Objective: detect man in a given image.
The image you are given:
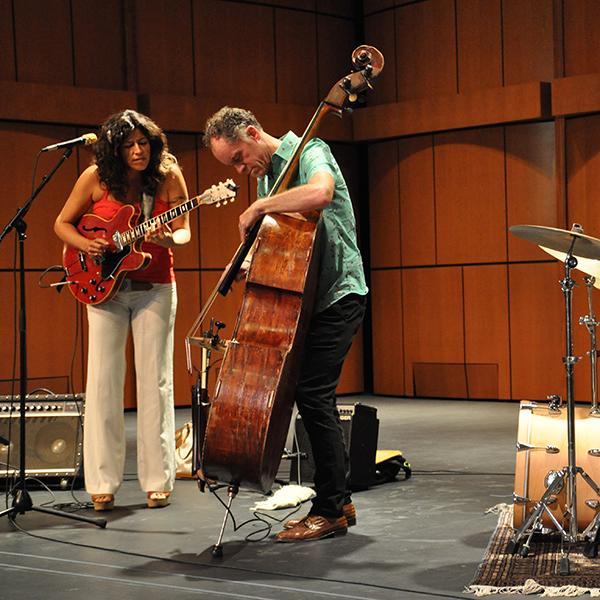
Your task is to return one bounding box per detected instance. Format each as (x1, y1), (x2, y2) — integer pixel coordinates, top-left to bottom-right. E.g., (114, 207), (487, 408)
(204, 107), (367, 542)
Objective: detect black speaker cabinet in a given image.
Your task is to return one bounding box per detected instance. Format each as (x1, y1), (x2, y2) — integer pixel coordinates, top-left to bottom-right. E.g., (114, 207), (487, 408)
(0, 394), (84, 486)
(290, 403), (379, 490)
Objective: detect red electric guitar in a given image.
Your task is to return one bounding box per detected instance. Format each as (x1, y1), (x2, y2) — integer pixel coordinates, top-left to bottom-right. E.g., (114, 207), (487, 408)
(62, 179), (237, 305)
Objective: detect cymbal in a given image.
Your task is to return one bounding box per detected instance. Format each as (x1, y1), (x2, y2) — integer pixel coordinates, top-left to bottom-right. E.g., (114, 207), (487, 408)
(510, 225), (600, 260)
(538, 245), (600, 289)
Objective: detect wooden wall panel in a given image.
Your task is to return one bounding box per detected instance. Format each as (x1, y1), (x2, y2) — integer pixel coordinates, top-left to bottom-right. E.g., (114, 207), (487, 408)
(316, 15), (357, 99)
(402, 267), (464, 395)
(72, 0), (126, 90)
(506, 121), (557, 261)
(463, 264), (510, 399)
(564, 0), (600, 77)
(134, 0), (194, 95)
(198, 147), (250, 269)
(369, 141), (401, 268)
(168, 133), (201, 270)
(363, 9), (397, 105)
(509, 262), (564, 400)
(435, 127), (506, 264)
(275, 9), (318, 105)
(456, 0), (502, 92)
(566, 115), (600, 234)
(0, 272), (85, 390)
(194, 0), (276, 101)
(395, 0), (457, 101)
(399, 135), (436, 266)
(502, 0), (554, 85)
(364, 0), (394, 14)
(0, 0), (15, 81)
(318, 0), (355, 17)
(371, 270), (404, 395)
(268, 0), (314, 8)
(0, 123), (81, 271)
(13, 0), (73, 85)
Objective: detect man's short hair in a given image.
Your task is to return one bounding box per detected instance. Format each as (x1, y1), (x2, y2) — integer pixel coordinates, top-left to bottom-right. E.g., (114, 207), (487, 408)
(203, 106), (262, 147)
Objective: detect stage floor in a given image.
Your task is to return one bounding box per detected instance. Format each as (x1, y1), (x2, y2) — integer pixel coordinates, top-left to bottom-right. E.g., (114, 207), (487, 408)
(0, 397), (580, 600)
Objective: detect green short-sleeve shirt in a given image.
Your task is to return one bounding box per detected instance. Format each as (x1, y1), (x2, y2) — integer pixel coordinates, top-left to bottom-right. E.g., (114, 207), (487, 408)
(257, 131), (368, 314)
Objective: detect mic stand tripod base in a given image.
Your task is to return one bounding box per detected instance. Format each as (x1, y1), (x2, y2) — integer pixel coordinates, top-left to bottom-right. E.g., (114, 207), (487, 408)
(0, 487), (107, 528)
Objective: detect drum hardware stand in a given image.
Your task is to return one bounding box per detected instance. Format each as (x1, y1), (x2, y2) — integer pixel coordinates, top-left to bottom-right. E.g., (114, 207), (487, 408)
(508, 238), (600, 571)
(579, 276), (600, 417)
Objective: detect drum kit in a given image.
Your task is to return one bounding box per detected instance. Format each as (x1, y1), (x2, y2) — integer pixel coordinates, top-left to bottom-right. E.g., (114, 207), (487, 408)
(509, 223), (600, 573)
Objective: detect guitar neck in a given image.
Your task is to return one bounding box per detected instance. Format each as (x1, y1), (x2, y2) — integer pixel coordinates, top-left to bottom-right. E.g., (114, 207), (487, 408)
(120, 195), (203, 245)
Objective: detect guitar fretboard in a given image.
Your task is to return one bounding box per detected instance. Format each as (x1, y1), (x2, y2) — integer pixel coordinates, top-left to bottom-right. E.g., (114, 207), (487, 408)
(121, 196), (201, 245)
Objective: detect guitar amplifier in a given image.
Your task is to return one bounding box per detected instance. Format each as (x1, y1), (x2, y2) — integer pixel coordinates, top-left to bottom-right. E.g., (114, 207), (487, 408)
(290, 403), (379, 490)
(0, 394), (84, 486)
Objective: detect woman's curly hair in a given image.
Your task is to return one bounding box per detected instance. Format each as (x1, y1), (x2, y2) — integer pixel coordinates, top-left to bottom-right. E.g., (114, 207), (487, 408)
(94, 109), (176, 202)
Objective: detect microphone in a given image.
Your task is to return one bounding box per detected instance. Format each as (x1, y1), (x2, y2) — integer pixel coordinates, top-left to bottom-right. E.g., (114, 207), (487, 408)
(41, 133), (97, 152)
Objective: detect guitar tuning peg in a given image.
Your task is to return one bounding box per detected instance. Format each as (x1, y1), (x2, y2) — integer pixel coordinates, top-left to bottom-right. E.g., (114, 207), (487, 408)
(215, 201), (221, 208)
(223, 200), (228, 206)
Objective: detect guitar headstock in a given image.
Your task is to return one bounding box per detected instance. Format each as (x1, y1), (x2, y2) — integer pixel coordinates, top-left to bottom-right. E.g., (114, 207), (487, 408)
(324, 45), (384, 112)
(201, 179), (238, 207)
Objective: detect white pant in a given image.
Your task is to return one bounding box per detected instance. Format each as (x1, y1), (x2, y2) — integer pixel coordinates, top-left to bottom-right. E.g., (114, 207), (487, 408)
(84, 282), (177, 495)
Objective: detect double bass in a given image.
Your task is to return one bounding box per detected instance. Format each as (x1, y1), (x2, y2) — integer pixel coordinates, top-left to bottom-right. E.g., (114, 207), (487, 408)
(186, 46), (384, 495)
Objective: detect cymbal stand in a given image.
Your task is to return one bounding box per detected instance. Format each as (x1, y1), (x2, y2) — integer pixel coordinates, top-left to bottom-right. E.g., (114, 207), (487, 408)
(578, 276), (600, 557)
(508, 242), (600, 572)
(579, 275), (600, 417)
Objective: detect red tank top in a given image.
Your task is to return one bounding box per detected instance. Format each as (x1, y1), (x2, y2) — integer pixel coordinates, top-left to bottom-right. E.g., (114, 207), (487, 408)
(92, 189), (175, 284)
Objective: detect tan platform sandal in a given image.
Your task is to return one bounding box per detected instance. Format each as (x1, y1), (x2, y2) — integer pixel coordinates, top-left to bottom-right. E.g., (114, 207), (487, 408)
(91, 494), (114, 511)
(147, 491), (171, 508)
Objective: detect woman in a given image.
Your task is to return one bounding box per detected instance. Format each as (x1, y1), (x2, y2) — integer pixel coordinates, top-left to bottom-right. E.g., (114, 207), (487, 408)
(54, 109), (191, 510)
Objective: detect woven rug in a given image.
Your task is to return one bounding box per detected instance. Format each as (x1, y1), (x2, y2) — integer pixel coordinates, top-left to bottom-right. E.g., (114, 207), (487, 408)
(467, 505), (600, 597)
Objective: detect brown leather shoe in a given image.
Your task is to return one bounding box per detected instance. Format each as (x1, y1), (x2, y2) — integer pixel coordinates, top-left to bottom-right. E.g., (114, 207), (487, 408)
(283, 502), (356, 529)
(275, 514), (348, 542)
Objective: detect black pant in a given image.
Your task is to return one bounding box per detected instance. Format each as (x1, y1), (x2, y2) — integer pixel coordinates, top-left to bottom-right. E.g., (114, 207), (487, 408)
(295, 293), (366, 519)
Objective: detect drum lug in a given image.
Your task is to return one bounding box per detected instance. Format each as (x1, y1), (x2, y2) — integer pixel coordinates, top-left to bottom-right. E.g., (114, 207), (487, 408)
(585, 499), (600, 510)
(513, 493), (528, 504)
(589, 448), (600, 457)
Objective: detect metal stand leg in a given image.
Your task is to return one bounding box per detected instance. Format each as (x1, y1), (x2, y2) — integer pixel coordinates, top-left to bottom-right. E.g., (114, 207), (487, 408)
(580, 276), (600, 418)
(211, 484), (238, 558)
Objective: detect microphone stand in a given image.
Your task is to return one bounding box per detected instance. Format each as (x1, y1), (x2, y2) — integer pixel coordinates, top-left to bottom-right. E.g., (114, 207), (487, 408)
(0, 147), (105, 528)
